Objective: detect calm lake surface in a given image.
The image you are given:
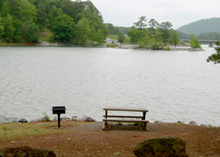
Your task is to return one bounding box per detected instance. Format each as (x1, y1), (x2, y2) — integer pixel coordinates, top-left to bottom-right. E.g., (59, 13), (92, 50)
(0, 46), (220, 126)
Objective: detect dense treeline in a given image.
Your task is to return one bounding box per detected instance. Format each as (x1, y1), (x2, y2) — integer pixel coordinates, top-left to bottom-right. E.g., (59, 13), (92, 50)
(198, 32), (220, 40)
(177, 31), (220, 40)
(0, 0), (212, 47)
(0, 0), (108, 45)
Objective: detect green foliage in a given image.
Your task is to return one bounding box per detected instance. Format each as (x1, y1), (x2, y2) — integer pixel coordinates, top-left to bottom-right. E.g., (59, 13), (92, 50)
(17, 0), (37, 22)
(118, 32), (125, 43)
(148, 38), (164, 50)
(123, 36), (131, 44)
(177, 31), (190, 40)
(198, 32), (220, 40)
(22, 22), (40, 43)
(3, 13), (15, 42)
(106, 23), (120, 35)
(48, 5), (63, 27)
(0, 0), (107, 44)
(139, 35), (150, 48)
(75, 17), (90, 45)
(169, 30), (180, 47)
(106, 43), (117, 47)
(43, 112), (51, 122)
(0, 16), (4, 39)
(207, 41), (220, 64)
(134, 16), (147, 29)
(52, 14), (76, 43)
(92, 28), (105, 44)
(127, 26), (148, 43)
(1, 2), (10, 17)
(114, 151), (121, 156)
(189, 34), (201, 49)
(164, 46), (171, 50)
(117, 26), (131, 35)
(128, 17), (177, 48)
(107, 34), (118, 40)
(159, 21), (173, 45)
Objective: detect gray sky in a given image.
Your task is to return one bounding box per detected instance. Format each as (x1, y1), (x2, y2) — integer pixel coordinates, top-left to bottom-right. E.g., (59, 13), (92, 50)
(90, 0), (220, 29)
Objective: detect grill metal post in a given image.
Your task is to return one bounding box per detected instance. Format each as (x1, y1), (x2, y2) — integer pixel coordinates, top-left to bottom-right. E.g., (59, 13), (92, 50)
(58, 113), (61, 128)
(52, 106), (66, 128)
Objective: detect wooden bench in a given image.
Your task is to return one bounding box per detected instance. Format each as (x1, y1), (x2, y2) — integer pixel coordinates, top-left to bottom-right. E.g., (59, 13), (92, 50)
(102, 107), (149, 130)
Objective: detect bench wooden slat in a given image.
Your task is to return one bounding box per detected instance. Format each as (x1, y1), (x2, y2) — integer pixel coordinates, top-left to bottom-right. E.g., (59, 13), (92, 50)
(103, 107), (148, 112)
(103, 119), (149, 123)
(103, 115), (143, 118)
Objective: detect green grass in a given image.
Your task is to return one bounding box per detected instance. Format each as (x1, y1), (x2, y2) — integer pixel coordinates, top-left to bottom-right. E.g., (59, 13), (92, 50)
(107, 34), (118, 40)
(43, 112), (51, 121)
(0, 122), (61, 141)
(39, 28), (54, 43)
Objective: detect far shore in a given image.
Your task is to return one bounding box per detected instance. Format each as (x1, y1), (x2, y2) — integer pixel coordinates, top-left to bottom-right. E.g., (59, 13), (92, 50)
(0, 41), (204, 51)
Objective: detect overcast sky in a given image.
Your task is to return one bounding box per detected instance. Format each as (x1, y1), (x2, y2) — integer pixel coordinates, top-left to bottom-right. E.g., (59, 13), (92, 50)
(89, 0), (220, 29)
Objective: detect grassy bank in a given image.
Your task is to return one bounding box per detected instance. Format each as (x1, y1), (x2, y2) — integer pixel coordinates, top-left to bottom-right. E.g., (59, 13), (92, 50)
(0, 122), (62, 141)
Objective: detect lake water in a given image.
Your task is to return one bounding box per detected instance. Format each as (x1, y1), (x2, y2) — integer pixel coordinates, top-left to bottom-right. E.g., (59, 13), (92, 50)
(0, 46), (220, 126)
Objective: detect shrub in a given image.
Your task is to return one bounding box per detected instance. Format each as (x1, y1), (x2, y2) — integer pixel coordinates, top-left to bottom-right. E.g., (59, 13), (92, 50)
(106, 43), (117, 47)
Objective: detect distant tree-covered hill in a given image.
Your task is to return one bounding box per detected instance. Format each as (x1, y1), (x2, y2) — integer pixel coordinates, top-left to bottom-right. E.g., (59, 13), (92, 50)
(176, 17), (220, 36)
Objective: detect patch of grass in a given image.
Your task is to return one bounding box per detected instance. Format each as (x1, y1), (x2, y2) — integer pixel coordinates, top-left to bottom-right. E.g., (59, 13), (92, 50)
(114, 151), (121, 156)
(0, 42), (24, 46)
(163, 46), (171, 50)
(39, 28), (54, 42)
(0, 122), (61, 141)
(43, 112), (51, 121)
(107, 34), (118, 40)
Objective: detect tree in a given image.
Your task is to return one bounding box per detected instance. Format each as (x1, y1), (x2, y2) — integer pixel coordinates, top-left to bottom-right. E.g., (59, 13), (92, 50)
(79, 1), (108, 39)
(0, 16), (4, 39)
(134, 16), (147, 29)
(60, 0), (75, 19)
(48, 5), (63, 27)
(75, 17), (90, 45)
(92, 28), (105, 44)
(148, 18), (159, 38)
(17, 0), (37, 22)
(169, 30), (180, 47)
(207, 41), (220, 64)
(106, 23), (120, 35)
(36, 1), (48, 30)
(25, 22), (40, 43)
(1, 2), (10, 17)
(127, 26), (148, 43)
(118, 32), (125, 43)
(189, 34), (201, 49)
(52, 14), (76, 43)
(159, 21), (173, 45)
(3, 13), (15, 42)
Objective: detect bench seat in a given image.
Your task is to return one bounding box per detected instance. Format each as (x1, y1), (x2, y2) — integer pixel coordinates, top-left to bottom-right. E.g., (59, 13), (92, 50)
(103, 119), (149, 123)
(103, 115), (144, 119)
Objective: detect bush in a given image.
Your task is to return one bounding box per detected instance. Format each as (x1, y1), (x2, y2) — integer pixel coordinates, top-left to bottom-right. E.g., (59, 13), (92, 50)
(106, 43), (117, 47)
(163, 46), (171, 50)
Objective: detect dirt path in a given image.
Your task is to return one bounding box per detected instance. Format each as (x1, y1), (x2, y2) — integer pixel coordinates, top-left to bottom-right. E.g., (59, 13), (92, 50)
(1, 121), (220, 157)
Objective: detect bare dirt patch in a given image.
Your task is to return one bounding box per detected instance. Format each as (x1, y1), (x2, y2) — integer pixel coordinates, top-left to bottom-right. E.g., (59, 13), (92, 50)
(1, 121), (220, 157)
